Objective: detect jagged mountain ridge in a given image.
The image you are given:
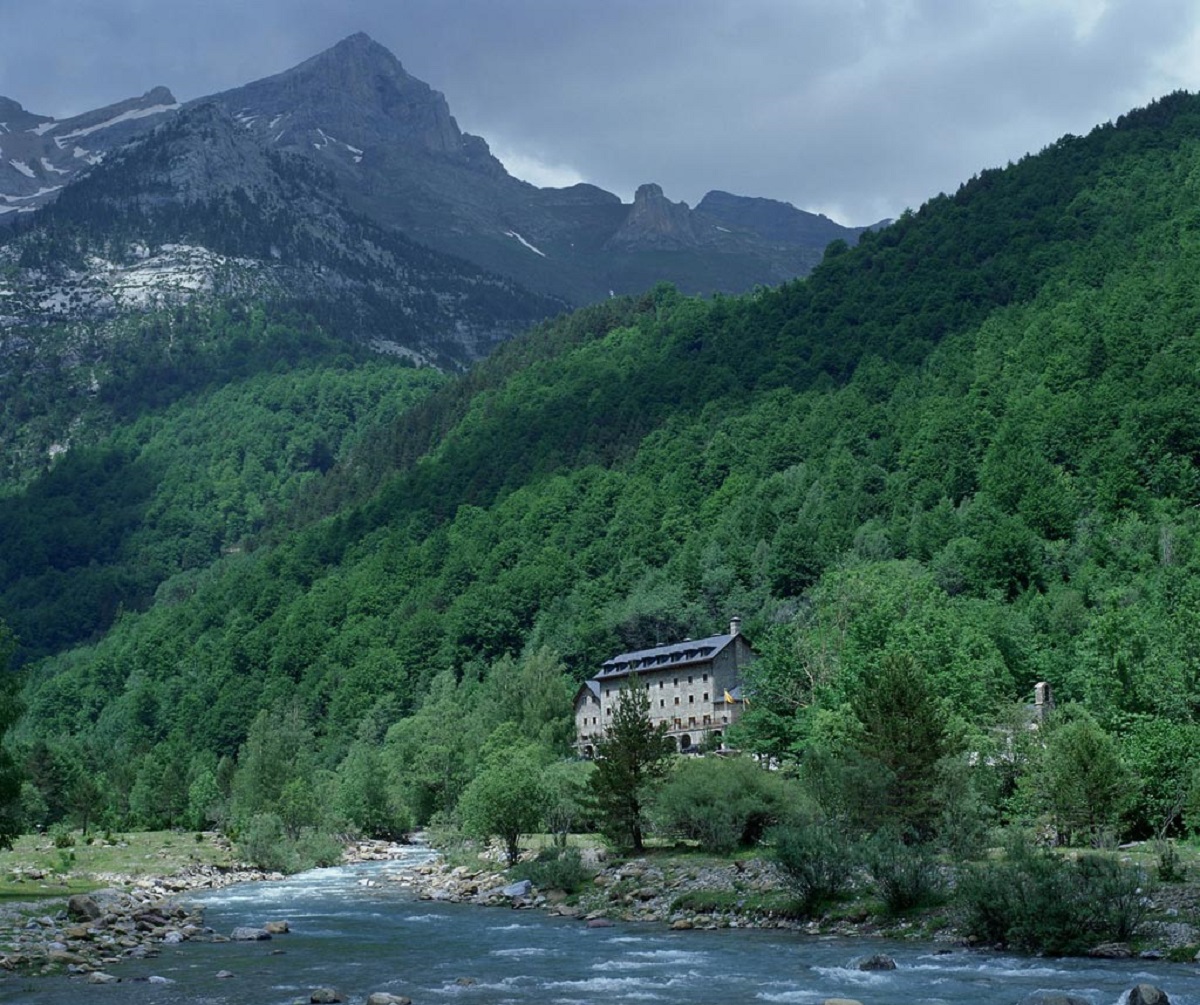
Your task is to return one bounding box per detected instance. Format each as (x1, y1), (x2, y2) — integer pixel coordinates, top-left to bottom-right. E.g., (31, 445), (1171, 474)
(0, 100), (566, 366)
(0, 86), (179, 218)
(1, 33), (877, 310)
(201, 33), (880, 303)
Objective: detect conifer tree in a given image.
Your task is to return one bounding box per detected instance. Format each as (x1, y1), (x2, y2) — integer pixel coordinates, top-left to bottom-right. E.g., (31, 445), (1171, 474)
(0, 623), (22, 847)
(589, 677), (674, 851)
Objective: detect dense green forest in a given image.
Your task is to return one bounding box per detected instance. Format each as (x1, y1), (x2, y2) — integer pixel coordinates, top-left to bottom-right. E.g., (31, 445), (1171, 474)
(6, 92), (1200, 867)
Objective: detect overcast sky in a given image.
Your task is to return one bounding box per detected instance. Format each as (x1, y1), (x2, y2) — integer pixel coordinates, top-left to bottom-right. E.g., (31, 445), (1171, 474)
(2, 0), (1198, 224)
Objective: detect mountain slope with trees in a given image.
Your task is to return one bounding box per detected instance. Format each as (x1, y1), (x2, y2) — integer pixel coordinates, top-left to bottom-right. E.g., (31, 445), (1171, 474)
(7, 92), (1200, 856)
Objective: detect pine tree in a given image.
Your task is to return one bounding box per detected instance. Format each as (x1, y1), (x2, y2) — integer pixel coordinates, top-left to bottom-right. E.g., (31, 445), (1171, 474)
(0, 623), (22, 847)
(589, 677), (674, 851)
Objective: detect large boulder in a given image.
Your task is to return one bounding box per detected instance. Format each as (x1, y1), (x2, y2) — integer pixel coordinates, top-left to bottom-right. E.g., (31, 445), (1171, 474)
(1087, 942), (1132, 958)
(264, 920), (290, 934)
(502, 879), (532, 898)
(367, 995), (412, 1005)
(66, 895), (102, 921)
(1128, 986), (1171, 1005)
(310, 989), (342, 1003)
(855, 953), (897, 971)
(230, 926), (272, 941)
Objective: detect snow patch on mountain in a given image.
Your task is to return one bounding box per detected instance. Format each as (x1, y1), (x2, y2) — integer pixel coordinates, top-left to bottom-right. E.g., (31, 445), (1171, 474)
(504, 230), (547, 257)
(55, 102), (179, 142)
(0, 242), (269, 323)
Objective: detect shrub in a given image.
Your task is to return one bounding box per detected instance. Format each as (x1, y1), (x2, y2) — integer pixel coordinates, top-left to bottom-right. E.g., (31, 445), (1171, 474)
(770, 819), (857, 916)
(956, 837), (1151, 954)
(49, 823), (75, 848)
(650, 756), (799, 853)
(1155, 839), (1186, 883)
(523, 847), (589, 894)
(236, 812), (344, 873)
(862, 830), (944, 916)
(238, 813), (293, 872)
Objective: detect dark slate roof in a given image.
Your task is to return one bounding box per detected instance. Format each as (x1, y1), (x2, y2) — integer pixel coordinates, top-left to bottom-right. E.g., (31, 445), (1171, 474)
(596, 633), (735, 681)
(573, 680), (601, 705)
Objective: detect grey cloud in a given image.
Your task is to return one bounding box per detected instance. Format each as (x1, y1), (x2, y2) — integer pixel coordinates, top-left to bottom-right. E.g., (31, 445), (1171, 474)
(1, 0), (1198, 223)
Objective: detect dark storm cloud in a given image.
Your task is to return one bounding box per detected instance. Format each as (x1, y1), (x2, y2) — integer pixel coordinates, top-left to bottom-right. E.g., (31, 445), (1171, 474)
(1, 1), (1197, 223)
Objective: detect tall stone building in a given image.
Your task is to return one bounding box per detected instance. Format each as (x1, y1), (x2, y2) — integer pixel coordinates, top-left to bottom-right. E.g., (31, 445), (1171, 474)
(573, 618), (756, 756)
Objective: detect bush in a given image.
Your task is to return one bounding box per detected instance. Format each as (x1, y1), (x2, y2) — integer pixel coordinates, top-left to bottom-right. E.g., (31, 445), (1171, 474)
(49, 823), (75, 848)
(238, 813), (292, 872)
(770, 819), (857, 916)
(862, 830), (945, 915)
(237, 812), (343, 873)
(1155, 839), (1186, 883)
(522, 847), (589, 894)
(956, 837), (1151, 954)
(650, 756), (799, 853)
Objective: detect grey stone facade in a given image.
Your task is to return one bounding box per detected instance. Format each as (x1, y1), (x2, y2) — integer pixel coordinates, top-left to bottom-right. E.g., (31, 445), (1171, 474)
(573, 619), (755, 755)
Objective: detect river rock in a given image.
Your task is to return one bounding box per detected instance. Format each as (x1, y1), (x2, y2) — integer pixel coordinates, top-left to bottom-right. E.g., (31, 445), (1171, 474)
(367, 994), (412, 1005)
(88, 972), (119, 984)
(502, 880), (532, 898)
(1087, 942), (1132, 958)
(1018, 994), (1095, 1005)
(216, 970), (235, 978)
(230, 926), (272, 941)
(856, 953), (897, 971)
(1128, 985), (1171, 1005)
(265, 920), (291, 934)
(310, 988), (343, 1003)
(67, 894), (102, 921)
(824, 999), (865, 1005)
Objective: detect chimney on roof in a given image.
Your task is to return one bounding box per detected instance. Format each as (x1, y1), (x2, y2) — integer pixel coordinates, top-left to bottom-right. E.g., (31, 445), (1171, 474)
(729, 616), (741, 637)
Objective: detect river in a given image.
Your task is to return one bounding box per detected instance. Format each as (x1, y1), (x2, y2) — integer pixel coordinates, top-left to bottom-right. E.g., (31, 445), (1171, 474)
(3, 846), (1200, 1004)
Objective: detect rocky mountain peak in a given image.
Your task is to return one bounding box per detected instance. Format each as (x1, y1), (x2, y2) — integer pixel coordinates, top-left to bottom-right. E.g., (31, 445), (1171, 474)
(207, 31), (483, 164)
(605, 182), (699, 250)
(0, 96), (51, 131)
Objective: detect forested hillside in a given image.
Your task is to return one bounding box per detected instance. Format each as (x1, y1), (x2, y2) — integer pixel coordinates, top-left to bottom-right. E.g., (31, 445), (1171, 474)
(9, 92), (1200, 851)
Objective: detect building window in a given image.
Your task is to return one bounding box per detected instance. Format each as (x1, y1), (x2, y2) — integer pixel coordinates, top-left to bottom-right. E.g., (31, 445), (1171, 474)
(658, 681), (663, 689)
(688, 675), (693, 684)
(673, 678), (678, 686)
(659, 700), (665, 708)
(703, 692), (709, 701)
(688, 695), (694, 703)
(722, 715), (729, 723)
(674, 696), (680, 705)
(703, 674), (708, 683)
(703, 715), (711, 725)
